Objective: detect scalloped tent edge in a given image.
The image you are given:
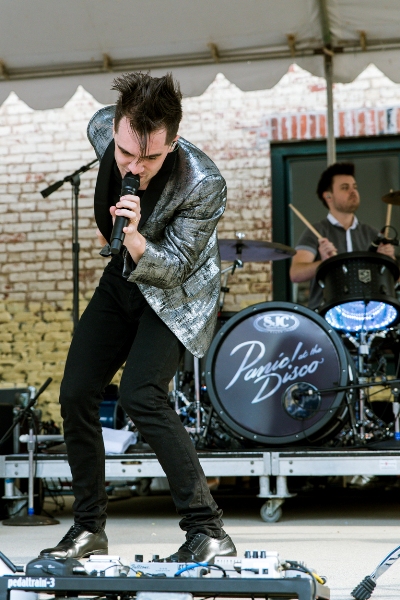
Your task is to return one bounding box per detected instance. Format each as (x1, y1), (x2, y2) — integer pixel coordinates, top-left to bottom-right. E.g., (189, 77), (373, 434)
(2, 0), (400, 161)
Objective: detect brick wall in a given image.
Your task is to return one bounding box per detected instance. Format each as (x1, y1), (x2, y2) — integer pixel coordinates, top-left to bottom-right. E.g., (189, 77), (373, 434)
(1, 63), (400, 422)
(0, 89), (104, 419)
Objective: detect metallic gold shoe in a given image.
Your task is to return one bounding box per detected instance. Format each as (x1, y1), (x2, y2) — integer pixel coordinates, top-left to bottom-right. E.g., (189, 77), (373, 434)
(162, 533), (236, 564)
(39, 523), (108, 559)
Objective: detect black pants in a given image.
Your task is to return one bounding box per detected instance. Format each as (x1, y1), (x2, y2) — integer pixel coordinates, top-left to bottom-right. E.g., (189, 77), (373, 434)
(60, 257), (224, 536)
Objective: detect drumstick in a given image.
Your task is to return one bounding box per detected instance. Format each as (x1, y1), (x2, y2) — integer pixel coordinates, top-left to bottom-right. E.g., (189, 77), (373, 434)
(386, 202), (392, 229)
(289, 203), (323, 241)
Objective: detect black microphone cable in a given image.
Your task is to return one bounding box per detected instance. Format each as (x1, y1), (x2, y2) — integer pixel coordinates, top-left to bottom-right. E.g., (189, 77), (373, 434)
(110, 173), (140, 255)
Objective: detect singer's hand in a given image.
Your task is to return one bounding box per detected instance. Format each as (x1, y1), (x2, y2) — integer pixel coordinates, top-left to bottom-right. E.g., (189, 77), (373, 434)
(377, 242), (396, 259)
(112, 193), (141, 230)
(96, 228), (108, 247)
(110, 194), (146, 263)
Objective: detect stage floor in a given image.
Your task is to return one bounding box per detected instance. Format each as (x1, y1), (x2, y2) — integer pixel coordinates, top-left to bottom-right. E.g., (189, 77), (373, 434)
(1, 486), (400, 599)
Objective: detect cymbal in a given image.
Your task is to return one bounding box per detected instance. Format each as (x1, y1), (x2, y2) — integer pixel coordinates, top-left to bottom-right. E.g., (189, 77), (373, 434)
(218, 239), (296, 262)
(382, 190), (400, 205)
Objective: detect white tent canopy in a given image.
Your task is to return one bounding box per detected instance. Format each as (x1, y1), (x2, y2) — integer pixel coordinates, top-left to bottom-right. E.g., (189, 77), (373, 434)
(1, 0), (400, 109)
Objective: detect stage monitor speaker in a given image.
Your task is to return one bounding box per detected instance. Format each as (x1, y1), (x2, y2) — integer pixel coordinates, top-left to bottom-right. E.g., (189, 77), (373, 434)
(0, 403), (15, 521)
(0, 404), (14, 456)
(0, 387), (29, 454)
(0, 388), (29, 406)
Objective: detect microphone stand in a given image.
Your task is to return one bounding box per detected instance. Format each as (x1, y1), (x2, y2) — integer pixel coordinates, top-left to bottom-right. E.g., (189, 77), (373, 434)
(1, 378), (59, 525)
(40, 159), (98, 333)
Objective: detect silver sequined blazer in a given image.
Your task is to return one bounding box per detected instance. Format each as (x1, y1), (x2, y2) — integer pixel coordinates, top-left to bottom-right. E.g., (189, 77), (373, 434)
(87, 106), (226, 358)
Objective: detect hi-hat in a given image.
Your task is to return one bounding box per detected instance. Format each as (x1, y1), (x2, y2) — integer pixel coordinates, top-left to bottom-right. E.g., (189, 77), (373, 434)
(382, 190), (400, 205)
(218, 239), (295, 262)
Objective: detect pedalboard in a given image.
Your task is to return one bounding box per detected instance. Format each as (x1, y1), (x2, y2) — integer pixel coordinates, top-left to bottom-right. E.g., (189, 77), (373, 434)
(0, 549), (330, 600)
(213, 551), (281, 578)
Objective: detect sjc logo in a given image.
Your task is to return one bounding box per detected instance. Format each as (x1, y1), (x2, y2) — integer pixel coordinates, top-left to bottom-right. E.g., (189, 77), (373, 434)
(253, 313), (300, 333)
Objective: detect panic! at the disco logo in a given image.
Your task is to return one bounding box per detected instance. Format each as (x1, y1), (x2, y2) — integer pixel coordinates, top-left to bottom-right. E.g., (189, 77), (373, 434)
(253, 312), (300, 333)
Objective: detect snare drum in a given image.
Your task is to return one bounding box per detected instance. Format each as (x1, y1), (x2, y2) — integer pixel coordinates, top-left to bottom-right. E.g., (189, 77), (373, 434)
(316, 251), (400, 332)
(205, 302), (354, 446)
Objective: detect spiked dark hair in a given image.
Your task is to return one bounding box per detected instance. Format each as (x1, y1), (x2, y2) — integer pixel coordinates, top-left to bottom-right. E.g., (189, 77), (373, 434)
(316, 162), (355, 208)
(112, 72), (183, 157)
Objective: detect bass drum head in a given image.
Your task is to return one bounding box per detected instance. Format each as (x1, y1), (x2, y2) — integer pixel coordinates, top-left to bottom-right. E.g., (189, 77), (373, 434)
(205, 302), (352, 446)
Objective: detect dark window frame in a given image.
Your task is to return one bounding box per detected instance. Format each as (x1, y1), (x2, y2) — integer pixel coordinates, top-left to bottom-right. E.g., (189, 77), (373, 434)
(271, 136), (400, 301)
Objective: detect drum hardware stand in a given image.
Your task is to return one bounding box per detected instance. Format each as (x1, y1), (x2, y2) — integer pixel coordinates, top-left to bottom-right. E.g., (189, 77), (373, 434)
(311, 378), (400, 446)
(0, 378), (59, 526)
(355, 331), (398, 444)
(233, 230), (246, 253)
(171, 372), (190, 413)
(344, 328), (392, 444)
(345, 330), (382, 442)
(219, 259), (243, 310)
(379, 381), (400, 447)
(171, 360), (204, 439)
(392, 387), (400, 441)
(343, 388), (359, 442)
(358, 383), (367, 440)
(199, 405), (214, 445)
(219, 231), (246, 310)
(189, 250), (243, 442)
(178, 252), (244, 440)
(171, 372), (179, 411)
(193, 356), (202, 434)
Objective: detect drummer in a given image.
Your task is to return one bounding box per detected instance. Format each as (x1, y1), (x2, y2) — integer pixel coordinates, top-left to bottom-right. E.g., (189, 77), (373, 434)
(290, 162), (396, 309)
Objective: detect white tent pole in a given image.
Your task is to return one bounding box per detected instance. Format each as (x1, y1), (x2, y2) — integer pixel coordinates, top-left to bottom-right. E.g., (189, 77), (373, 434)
(318, 0), (336, 165)
(324, 52), (336, 165)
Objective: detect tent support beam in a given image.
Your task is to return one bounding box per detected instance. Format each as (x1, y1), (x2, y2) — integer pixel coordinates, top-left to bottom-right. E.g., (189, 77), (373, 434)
(324, 53), (336, 165)
(2, 38), (400, 83)
(317, 0), (336, 165)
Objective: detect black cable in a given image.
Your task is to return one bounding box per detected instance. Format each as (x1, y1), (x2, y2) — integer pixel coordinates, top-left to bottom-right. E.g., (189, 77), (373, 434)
(6, 500), (28, 518)
(0, 551), (20, 573)
(284, 560), (317, 600)
(42, 479), (66, 512)
(207, 563), (227, 577)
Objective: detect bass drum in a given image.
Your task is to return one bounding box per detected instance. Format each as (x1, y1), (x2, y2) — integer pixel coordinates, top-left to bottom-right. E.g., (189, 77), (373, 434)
(205, 302), (354, 446)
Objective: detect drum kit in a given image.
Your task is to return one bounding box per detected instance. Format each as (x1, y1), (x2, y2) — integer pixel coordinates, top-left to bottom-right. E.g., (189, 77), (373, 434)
(170, 192), (400, 451)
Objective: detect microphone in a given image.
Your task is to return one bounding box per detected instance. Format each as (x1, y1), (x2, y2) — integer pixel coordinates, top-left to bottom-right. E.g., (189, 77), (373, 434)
(368, 226), (399, 252)
(110, 173), (140, 255)
(368, 230), (385, 253)
(282, 383), (321, 420)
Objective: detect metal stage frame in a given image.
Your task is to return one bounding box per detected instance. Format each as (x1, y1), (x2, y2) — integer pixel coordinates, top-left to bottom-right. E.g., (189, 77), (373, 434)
(2, 448), (400, 522)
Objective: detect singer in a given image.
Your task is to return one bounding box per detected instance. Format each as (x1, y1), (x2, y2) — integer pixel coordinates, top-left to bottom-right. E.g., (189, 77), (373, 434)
(290, 162), (396, 309)
(40, 73), (236, 563)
